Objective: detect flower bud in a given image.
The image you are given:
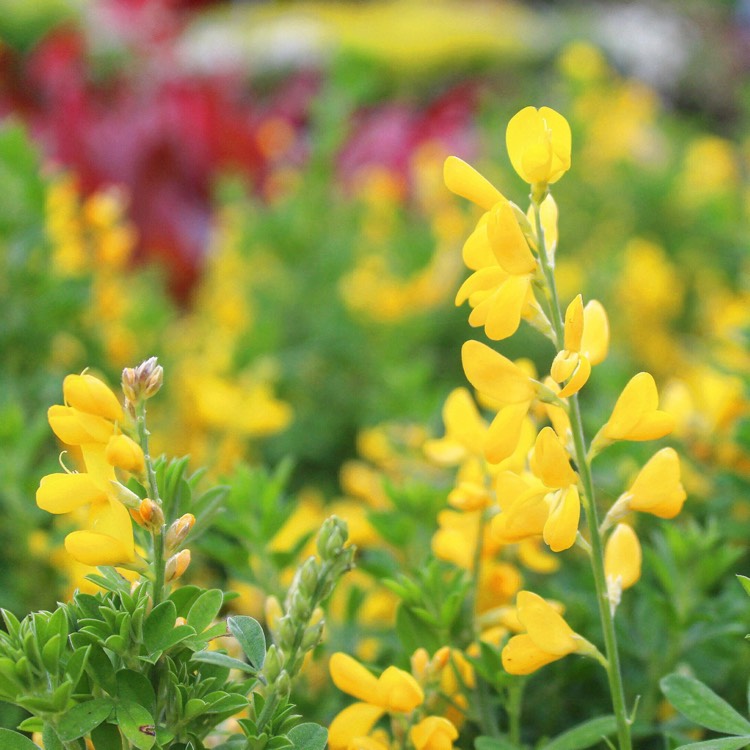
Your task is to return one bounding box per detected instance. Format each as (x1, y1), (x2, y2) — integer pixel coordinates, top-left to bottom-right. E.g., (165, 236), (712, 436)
(122, 357), (164, 403)
(263, 645), (283, 683)
(275, 670), (291, 700)
(317, 516), (348, 560)
(301, 620), (324, 651)
(139, 499), (165, 531)
(165, 549), (191, 583)
(166, 514), (195, 551)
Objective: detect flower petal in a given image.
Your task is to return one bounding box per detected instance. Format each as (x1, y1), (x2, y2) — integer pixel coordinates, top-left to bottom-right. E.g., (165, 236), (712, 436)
(36, 473), (107, 514)
(444, 156), (503, 211)
(543, 485), (580, 552)
(462, 341), (537, 406)
(328, 703), (385, 750)
(516, 590), (578, 656)
(329, 652), (381, 704)
(502, 633), (562, 675)
(64, 529), (134, 566)
(376, 666), (424, 712)
(605, 524), (642, 590)
(64, 373), (123, 421)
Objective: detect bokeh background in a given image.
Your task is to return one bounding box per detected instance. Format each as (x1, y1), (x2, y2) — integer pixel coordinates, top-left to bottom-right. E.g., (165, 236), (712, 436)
(2, 3), (750, 738)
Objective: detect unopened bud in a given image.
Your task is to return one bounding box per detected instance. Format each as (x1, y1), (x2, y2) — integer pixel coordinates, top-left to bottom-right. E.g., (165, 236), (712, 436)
(275, 670), (291, 700)
(301, 620), (324, 651)
(175, 616), (187, 627)
(166, 513), (195, 551)
(110, 481), (142, 509)
(317, 516), (348, 560)
(277, 615), (296, 651)
(165, 549), (191, 583)
(299, 556), (319, 595)
(263, 645), (283, 683)
(289, 589), (311, 623)
(139, 499), (165, 531)
(122, 357), (164, 403)
(431, 646), (451, 672)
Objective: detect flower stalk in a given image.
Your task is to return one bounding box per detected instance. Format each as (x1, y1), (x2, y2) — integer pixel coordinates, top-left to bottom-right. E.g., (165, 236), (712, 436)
(533, 196), (632, 750)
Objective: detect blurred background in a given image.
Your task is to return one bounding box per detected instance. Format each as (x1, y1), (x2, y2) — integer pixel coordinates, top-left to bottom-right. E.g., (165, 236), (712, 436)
(1, 0), (750, 620)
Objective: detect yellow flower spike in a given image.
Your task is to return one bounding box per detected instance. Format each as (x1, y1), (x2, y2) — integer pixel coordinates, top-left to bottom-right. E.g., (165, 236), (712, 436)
(48, 405), (115, 445)
(484, 402), (531, 464)
(410, 716), (459, 750)
(530, 427), (577, 489)
(462, 340), (537, 406)
(506, 106), (572, 186)
(63, 373), (124, 422)
(443, 156), (503, 211)
(543, 485), (581, 552)
(581, 300), (610, 365)
(625, 447), (687, 518)
(600, 372), (675, 443)
(105, 434), (146, 474)
(605, 524), (642, 591)
(36, 473), (108, 514)
(328, 703), (385, 750)
(376, 666), (424, 711)
(486, 199), (536, 275)
(330, 653), (381, 704)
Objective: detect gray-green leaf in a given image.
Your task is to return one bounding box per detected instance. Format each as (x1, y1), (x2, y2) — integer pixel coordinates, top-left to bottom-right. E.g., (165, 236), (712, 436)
(227, 616), (266, 669)
(287, 722), (327, 750)
(661, 674), (750, 736)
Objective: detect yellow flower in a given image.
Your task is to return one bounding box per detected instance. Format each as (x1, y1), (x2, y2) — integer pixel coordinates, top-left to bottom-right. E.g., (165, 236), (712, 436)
(598, 372), (674, 444)
(328, 653), (424, 750)
(622, 447), (686, 519)
(63, 373), (124, 422)
(605, 524), (641, 591)
(105, 434), (145, 474)
(550, 296), (609, 398)
(462, 341), (537, 407)
(506, 107), (572, 186)
(410, 716), (459, 750)
(529, 427), (577, 489)
(501, 591), (590, 675)
(423, 388), (487, 466)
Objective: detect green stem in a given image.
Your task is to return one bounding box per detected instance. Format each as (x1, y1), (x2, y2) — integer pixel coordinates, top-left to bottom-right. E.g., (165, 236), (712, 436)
(135, 401), (166, 608)
(507, 679), (525, 747)
(533, 198), (632, 750)
(470, 510), (500, 737)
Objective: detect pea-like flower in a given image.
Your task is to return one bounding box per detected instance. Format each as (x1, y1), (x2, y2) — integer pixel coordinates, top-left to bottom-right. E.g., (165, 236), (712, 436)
(604, 524), (642, 614)
(550, 296), (610, 398)
(328, 652), (424, 750)
(501, 591), (598, 675)
(506, 106), (572, 187)
(594, 372), (674, 449)
(36, 372), (139, 566)
(410, 716), (459, 750)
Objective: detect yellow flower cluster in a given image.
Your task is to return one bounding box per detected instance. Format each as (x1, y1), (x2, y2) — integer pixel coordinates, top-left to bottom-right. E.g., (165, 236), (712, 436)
(36, 372), (143, 566)
(439, 106), (686, 682)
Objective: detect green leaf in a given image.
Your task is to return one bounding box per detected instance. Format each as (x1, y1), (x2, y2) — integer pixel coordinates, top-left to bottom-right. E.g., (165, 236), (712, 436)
(116, 700), (156, 750)
(65, 646), (90, 686)
(192, 650), (258, 674)
(57, 698), (114, 741)
(543, 716), (618, 750)
(169, 586), (203, 618)
(116, 669), (156, 711)
(90, 722), (122, 750)
(187, 589), (224, 633)
(287, 723), (327, 750)
(16, 717), (44, 733)
(737, 575), (750, 598)
(0, 728), (42, 749)
(227, 616), (266, 669)
(143, 600), (177, 654)
(475, 737), (518, 750)
(675, 738), (750, 750)
(42, 725), (64, 750)
(661, 674), (750, 735)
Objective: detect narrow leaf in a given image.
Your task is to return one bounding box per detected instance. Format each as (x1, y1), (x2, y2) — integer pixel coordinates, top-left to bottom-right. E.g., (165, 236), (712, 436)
(661, 674), (750, 735)
(192, 650), (257, 674)
(676, 737), (750, 750)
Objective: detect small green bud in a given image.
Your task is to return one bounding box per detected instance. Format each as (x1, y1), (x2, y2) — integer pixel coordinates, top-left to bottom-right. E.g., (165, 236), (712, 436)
(301, 620), (324, 651)
(317, 516), (348, 560)
(263, 644), (283, 683)
(277, 616), (296, 651)
(275, 670), (291, 700)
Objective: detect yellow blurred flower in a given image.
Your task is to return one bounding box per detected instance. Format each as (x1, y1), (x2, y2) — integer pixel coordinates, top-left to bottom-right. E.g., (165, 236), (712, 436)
(410, 716), (459, 750)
